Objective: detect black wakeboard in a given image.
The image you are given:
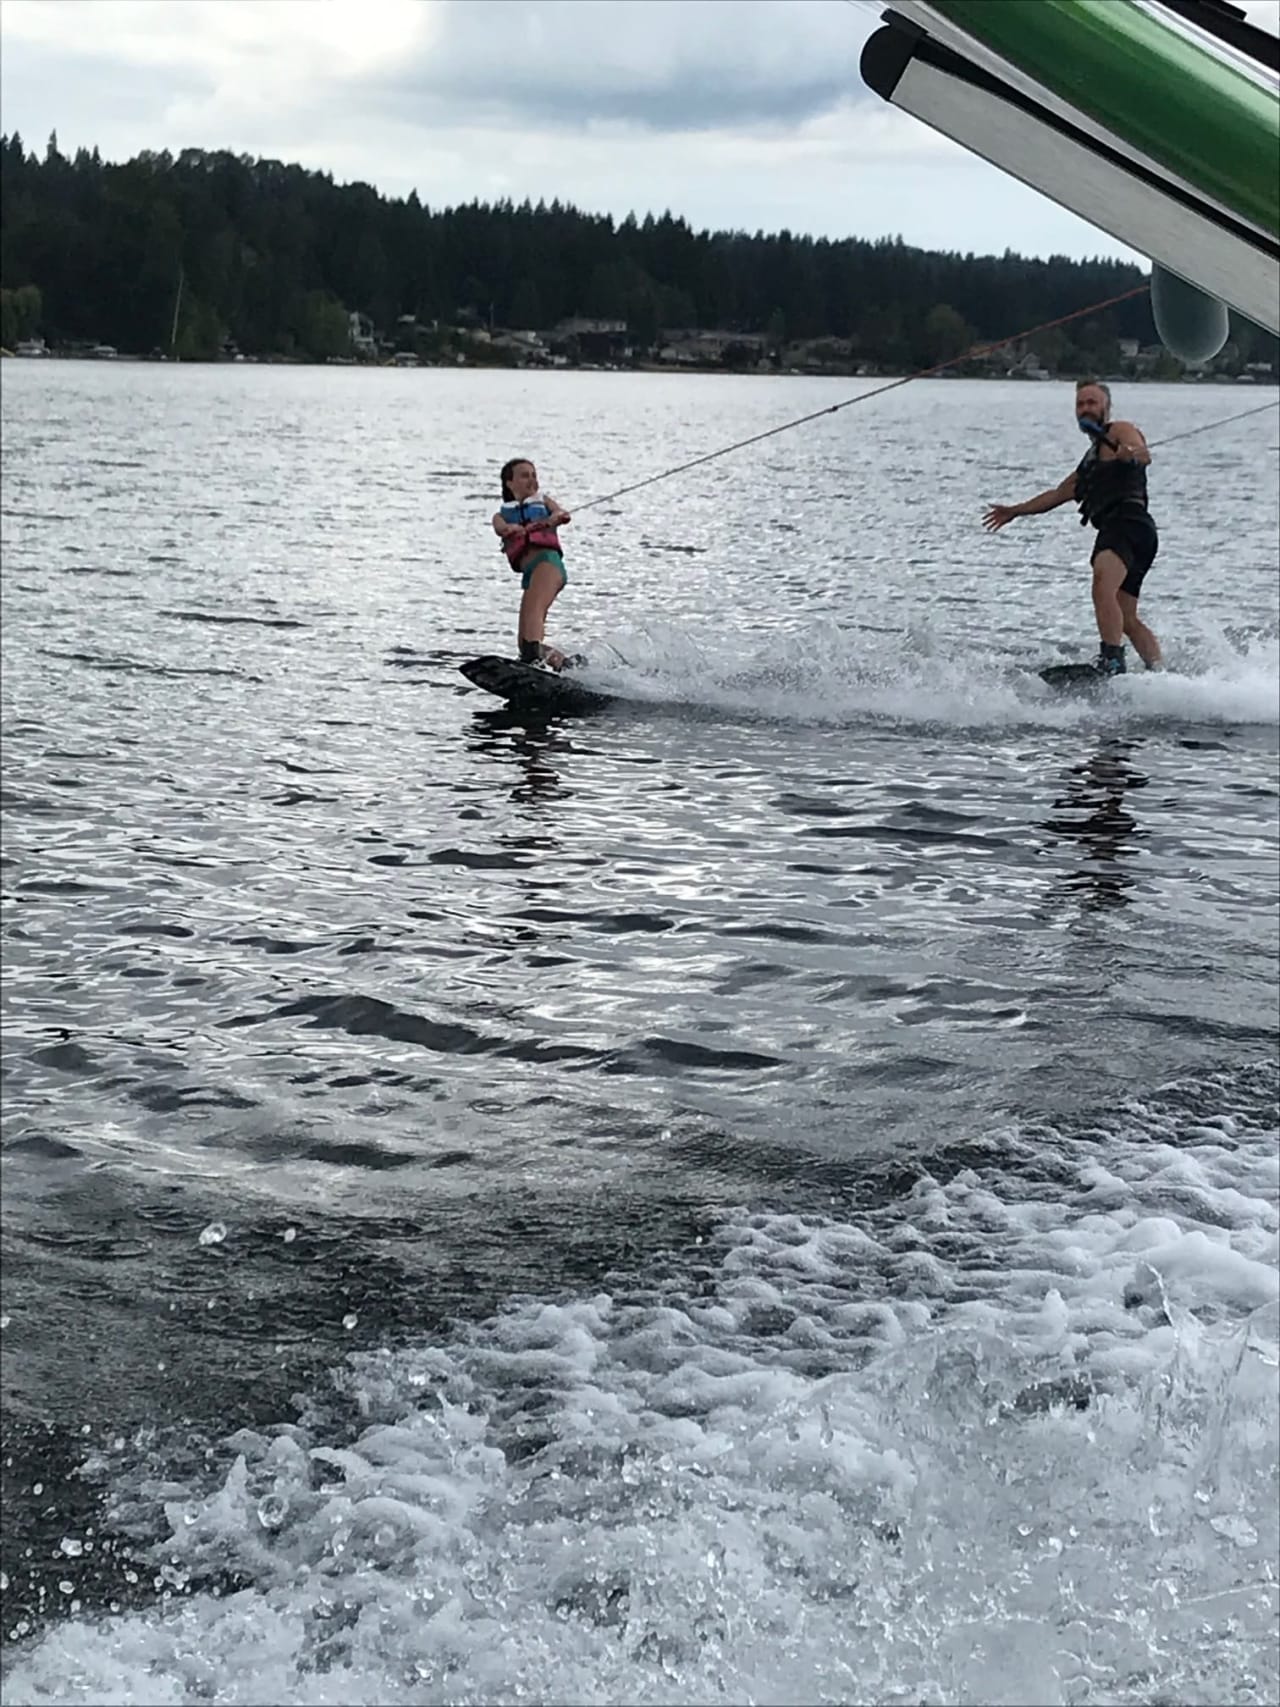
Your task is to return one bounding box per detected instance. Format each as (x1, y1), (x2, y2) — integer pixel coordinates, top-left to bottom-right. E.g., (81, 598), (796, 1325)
(1039, 662), (1114, 693)
(459, 654), (613, 714)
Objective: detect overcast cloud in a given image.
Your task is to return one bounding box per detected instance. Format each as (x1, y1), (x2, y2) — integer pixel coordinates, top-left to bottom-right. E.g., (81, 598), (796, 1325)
(1, 0), (1276, 261)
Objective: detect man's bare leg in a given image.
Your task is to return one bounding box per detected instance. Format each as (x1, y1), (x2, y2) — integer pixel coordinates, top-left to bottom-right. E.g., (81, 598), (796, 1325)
(1118, 590), (1162, 670)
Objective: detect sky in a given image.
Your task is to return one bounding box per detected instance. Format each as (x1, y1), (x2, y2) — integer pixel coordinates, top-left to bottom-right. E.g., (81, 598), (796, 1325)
(1, 0), (1277, 262)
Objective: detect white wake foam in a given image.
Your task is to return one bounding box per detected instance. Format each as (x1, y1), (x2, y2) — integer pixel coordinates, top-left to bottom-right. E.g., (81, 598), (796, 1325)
(577, 621), (1280, 732)
(5, 1074), (1277, 1707)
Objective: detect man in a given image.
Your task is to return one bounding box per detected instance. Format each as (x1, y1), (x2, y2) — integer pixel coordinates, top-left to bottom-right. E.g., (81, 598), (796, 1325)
(983, 380), (1162, 675)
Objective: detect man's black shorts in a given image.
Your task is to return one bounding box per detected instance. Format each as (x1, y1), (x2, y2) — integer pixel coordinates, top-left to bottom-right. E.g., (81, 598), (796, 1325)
(1091, 513), (1159, 597)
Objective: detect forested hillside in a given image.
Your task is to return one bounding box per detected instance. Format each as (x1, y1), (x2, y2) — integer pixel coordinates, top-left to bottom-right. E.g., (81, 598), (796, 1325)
(2, 131), (1275, 375)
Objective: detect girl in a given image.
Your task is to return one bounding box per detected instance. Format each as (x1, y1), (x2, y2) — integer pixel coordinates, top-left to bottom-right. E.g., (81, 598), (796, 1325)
(493, 457), (572, 671)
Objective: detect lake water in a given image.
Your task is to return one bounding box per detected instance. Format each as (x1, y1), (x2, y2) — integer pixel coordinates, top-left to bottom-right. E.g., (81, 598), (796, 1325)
(2, 360), (1278, 1706)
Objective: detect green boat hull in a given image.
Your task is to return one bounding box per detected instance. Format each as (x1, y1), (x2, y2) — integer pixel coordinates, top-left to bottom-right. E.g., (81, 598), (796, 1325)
(860, 0), (1280, 340)
(929, 0), (1278, 240)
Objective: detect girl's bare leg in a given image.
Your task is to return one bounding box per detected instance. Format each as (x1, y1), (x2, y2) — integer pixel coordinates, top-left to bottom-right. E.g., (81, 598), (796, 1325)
(518, 561), (566, 667)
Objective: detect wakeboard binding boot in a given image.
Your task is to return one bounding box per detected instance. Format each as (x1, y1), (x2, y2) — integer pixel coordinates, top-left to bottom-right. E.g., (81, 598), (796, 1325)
(519, 639), (565, 673)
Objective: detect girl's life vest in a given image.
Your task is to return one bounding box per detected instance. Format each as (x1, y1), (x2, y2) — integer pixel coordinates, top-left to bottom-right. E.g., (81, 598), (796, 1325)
(499, 496), (563, 572)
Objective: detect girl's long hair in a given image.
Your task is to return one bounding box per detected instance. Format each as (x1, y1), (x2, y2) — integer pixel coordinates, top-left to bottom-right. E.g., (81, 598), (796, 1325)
(500, 458), (532, 502)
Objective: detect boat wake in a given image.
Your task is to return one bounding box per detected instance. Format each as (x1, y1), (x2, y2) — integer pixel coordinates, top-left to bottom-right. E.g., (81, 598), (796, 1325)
(572, 619), (1280, 733)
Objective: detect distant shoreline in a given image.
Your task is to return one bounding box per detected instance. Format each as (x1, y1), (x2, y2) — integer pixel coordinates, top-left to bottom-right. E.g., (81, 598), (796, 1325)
(3, 350), (1273, 387)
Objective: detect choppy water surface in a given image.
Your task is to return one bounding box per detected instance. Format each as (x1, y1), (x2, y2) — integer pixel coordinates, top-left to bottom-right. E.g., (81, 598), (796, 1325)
(2, 362), (1278, 1706)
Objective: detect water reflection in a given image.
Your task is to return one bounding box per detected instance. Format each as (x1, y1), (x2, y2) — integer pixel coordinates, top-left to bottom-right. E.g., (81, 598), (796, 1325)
(1041, 738), (1149, 912)
(464, 709), (573, 807)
